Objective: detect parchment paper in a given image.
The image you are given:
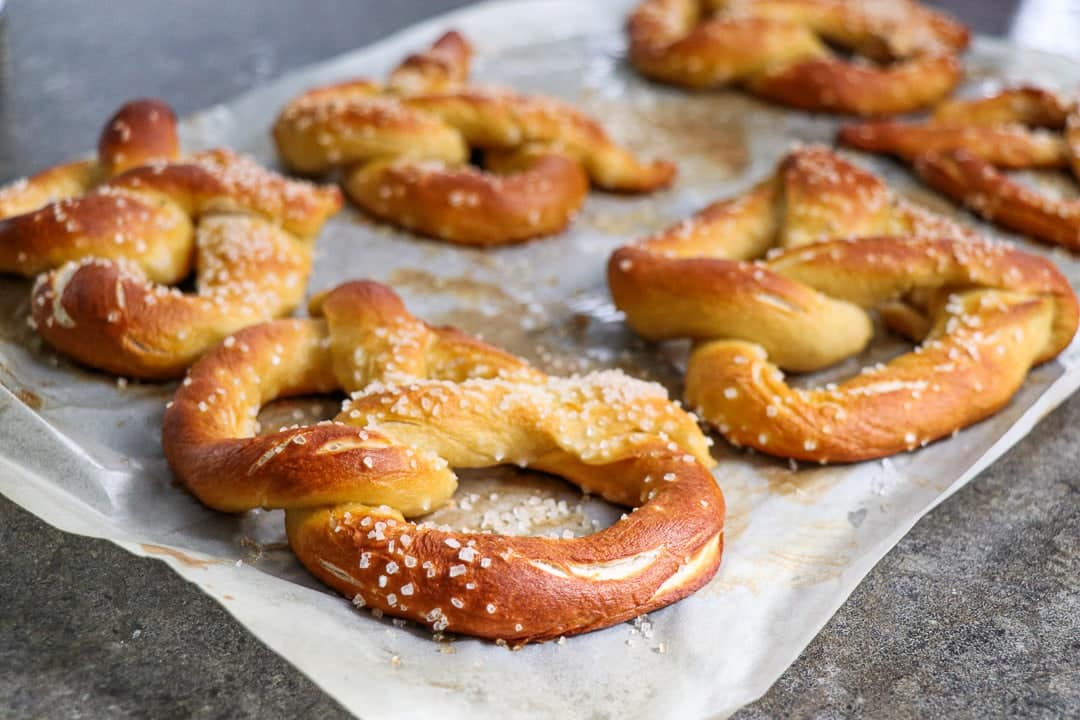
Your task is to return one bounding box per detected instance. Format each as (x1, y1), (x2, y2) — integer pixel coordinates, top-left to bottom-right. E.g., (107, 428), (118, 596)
(2, 2), (1079, 718)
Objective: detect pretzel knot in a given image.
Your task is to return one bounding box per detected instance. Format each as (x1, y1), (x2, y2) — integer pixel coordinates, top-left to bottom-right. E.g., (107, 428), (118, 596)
(609, 147), (1079, 462)
(627, 0), (969, 115)
(163, 281), (724, 643)
(0, 100), (342, 379)
(273, 31), (676, 246)
(840, 86), (1080, 249)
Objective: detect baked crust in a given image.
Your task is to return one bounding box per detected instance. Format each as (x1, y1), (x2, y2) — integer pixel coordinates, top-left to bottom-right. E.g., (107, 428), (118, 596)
(609, 147), (1078, 462)
(840, 87), (1080, 249)
(626, 0), (969, 115)
(0, 101), (342, 378)
(273, 31), (675, 245)
(163, 280), (724, 643)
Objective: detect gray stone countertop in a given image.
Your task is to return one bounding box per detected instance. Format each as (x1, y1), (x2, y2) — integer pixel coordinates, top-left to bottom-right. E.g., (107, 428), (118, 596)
(1, 1), (1077, 718)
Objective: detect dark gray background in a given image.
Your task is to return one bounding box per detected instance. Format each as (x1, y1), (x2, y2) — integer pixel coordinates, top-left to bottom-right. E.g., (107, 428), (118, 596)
(2, 2), (1078, 718)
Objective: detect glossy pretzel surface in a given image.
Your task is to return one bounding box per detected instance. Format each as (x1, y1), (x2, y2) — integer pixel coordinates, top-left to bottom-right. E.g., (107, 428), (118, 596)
(274, 32), (675, 245)
(164, 281), (725, 642)
(0, 101), (342, 378)
(840, 86), (1080, 249)
(609, 147), (1078, 462)
(627, 0), (969, 115)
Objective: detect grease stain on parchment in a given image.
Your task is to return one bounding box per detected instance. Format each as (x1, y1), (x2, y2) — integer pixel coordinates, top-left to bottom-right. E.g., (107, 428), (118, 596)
(388, 268), (520, 309)
(141, 544), (225, 569)
(15, 388), (42, 410)
(576, 88), (753, 185)
(384, 269), (676, 384)
(711, 460), (846, 548)
(705, 520), (856, 596)
(899, 185), (968, 219)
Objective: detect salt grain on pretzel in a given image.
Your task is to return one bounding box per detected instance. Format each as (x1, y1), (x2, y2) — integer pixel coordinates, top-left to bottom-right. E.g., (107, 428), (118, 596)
(627, 0), (969, 115)
(273, 31), (675, 246)
(840, 86), (1080, 249)
(163, 280), (723, 643)
(0, 101), (342, 378)
(609, 147), (1079, 462)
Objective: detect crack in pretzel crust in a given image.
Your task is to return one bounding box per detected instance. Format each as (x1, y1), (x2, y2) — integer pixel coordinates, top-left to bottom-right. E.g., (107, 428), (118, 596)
(163, 280), (724, 643)
(608, 147), (1079, 462)
(0, 100), (342, 379)
(840, 86), (1080, 250)
(273, 31), (675, 246)
(626, 0), (970, 115)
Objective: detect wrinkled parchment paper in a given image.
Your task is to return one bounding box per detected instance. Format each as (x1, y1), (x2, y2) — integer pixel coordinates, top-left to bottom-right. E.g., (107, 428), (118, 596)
(3, 2), (1080, 718)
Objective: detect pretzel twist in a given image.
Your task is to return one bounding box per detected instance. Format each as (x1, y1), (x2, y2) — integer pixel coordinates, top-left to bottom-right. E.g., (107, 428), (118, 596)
(627, 0), (969, 116)
(273, 31), (675, 246)
(0, 101), (342, 378)
(163, 281), (724, 643)
(840, 86), (1080, 249)
(609, 147), (1078, 462)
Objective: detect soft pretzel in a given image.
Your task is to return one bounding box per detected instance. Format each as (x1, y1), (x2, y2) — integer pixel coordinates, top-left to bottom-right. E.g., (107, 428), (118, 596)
(273, 31), (675, 246)
(627, 0), (969, 115)
(840, 86), (1080, 249)
(0, 101), (343, 379)
(163, 280), (723, 643)
(609, 147), (1079, 462)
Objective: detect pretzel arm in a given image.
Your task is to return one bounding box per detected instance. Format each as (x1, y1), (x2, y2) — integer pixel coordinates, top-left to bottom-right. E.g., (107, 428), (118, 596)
(343, 150), (589, 246)
(748, 53), (963, 117)
(839, 121), (1070, 168)
(387, 30), (472, 94)
(914, 150), (1080, 251)
(30, 215), (312, 378)
(933, 87), (1072, 128)
(687, 290), (1053, 462)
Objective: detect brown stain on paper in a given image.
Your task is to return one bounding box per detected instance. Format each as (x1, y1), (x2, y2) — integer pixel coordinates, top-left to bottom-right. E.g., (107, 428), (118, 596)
(761, 464), (846, 504)
(388, 268), (519, 307)
(141, 544), (224, 569)
(576, 89), (752, 184)
(15, 388), (42, 410)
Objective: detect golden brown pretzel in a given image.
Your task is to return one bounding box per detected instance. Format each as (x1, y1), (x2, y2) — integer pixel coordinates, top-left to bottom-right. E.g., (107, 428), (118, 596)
(839, 86), (1080, 249)
(0, 101), (343, 379)
(273, 31), (675, 246)
(609, 147), (1079, 462)
(163, 281), (724, 643)
(627, 0), (969, 115)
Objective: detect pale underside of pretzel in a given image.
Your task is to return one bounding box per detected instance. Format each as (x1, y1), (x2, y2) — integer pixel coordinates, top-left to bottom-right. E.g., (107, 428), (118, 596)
(163, 281), (723, 642)
(626, 0), (970, 115)
(839, 87), (1080, 249)
(273, 31), (675, 245)
(0, 101), (343, 378)
(609, 147), (1079, 462)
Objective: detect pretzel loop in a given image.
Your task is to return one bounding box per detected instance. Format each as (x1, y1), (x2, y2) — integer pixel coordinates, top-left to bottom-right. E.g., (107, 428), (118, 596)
(609, 148), (1079, 462)
(273, 31), (675, 245)
(164, 281), (724, 642)
(627, 0), (969, 115)
(0, 102), (343, 378)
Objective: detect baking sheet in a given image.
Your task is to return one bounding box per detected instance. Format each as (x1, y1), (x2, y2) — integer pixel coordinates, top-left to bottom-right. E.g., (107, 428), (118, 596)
(3, 1), (1080, 718)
